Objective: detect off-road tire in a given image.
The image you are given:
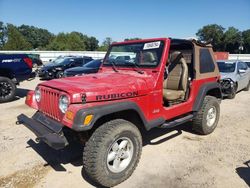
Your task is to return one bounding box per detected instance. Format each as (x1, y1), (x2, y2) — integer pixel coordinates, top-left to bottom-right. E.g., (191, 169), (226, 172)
(228, 84), (237, 99)
(56, 71), (64, 78)
(192, 96), (220, 135)
(0, 77), (16, 103)
(83, 119), (142, 187)
(244, 81), (250, 91)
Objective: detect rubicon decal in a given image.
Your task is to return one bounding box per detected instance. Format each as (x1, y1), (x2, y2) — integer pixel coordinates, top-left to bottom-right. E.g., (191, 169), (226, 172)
(96, 91), (139, 101)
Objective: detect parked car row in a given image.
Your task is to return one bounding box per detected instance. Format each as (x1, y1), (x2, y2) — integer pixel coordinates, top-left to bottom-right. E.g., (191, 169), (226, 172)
(37, 56), (102, 79)
(0, 53), (103, 103)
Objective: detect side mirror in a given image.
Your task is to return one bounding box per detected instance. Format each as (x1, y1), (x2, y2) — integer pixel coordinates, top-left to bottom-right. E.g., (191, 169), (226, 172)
(239, 69), (246, 74)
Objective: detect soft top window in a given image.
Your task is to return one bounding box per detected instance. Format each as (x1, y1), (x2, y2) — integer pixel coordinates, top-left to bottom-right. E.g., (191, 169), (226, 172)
(200, 48), (215, 73)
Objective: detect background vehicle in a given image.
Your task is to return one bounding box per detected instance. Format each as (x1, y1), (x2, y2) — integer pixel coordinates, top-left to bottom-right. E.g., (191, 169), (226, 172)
(38, 56), (93, 79)
(18, 38), (222, 187)
(0, 54), (35, 103)
(217, 60), (250, 99)
(64, 59), (102, 77)
(27, 54), (43, 68)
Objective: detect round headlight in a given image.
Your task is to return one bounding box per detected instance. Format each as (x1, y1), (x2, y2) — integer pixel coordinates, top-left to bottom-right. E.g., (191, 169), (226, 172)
(59, 95), (69, 113)
(35, 87), (41, 102)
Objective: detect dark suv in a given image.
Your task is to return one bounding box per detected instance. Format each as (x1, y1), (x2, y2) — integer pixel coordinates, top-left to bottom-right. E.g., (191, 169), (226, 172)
(38, 56), (93, 79)
(0, 54), (35, 103)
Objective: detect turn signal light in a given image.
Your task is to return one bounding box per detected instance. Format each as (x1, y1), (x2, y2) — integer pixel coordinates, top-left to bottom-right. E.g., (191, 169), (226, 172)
(66, 111), (74, 121)
(83, 114), (93, 126)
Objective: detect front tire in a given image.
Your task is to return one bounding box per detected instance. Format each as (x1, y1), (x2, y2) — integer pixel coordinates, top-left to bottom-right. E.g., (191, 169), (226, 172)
(228, 84), (237, 99)
(192, 96), (220, 135)
(83, 119), (142, 187)
(0, 77), (16, 103)
(56, 71), (64, 78)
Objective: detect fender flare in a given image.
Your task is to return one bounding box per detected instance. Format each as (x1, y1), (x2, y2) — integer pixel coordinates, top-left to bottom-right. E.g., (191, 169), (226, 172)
(72, 101), (165, 131)
(193, 82), (222, 112)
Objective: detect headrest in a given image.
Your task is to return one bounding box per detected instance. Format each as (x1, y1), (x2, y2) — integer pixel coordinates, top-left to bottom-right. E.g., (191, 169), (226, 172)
(169, 51), (183, 63)
(143, 52), (156, 63)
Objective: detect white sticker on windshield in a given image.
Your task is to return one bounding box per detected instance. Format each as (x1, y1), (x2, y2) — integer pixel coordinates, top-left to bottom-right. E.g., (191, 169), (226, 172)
(143, 41), (161, 50)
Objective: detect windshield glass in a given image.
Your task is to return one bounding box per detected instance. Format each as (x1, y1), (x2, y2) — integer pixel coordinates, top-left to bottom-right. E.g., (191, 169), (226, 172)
(217, 62), (236, 73)
(103, 41), (164, 68)
(84, 59), (102, 68)
(52, 58), (71, 65)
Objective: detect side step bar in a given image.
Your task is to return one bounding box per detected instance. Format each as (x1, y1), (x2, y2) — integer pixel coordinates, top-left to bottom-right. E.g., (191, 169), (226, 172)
(160, 114), (194, 129)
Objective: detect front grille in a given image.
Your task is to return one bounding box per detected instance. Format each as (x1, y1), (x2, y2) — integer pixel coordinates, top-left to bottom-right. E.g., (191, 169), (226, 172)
(39, 87), (61, 121)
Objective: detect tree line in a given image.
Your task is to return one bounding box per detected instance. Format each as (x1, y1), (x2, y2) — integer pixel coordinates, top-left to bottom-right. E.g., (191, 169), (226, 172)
(196, 24), (250, 53)
(0, 21), (249, 53)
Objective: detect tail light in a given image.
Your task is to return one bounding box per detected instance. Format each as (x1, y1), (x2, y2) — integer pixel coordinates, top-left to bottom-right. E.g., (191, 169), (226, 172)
(23, 58), (33, 69)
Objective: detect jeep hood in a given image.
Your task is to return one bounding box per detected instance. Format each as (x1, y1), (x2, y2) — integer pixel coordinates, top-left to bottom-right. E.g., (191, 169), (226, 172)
(40, 71), (149, 102)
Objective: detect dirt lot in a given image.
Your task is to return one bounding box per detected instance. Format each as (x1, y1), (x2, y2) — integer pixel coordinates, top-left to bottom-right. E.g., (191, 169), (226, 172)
(0, 77), (250, 188)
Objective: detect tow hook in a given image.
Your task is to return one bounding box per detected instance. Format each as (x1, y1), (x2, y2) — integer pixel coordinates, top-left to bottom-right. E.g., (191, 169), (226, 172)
(16, 120), (22, 125)
(35, 138), (41, 143)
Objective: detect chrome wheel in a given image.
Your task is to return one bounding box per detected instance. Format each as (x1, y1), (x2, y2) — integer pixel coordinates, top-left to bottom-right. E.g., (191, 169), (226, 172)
(107, 137), (134, 173)
(206, 106), (216, 127)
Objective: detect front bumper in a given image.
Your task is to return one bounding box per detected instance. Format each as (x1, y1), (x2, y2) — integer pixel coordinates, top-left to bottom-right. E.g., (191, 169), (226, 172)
(17, 112), (68, 150)
(38, 69), (54, 79)
(220, 79), (235, 96)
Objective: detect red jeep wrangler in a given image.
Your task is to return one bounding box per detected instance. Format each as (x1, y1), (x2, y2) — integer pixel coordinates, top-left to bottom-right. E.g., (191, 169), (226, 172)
(17, 38), (222, 187)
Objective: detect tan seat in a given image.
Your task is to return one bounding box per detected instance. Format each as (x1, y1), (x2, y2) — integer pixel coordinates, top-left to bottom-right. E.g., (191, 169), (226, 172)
(142, 52), (157, 65)
(163, 51), (188, 101)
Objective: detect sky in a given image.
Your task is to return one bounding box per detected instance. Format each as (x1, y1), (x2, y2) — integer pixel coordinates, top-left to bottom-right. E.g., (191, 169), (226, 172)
(0, 0), (250, 43)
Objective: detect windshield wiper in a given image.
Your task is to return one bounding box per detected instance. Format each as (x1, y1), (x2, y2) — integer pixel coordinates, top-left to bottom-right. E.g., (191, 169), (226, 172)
(125, 62), (144, 74)
(108, 60), (119, 72)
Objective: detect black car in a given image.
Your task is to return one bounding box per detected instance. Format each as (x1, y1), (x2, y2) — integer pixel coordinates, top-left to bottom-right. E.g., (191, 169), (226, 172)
(64, 59), (102, 77)
(38, 56), (93, 79)
(0, 54), (35, 103)
(27, 54), (43, 68)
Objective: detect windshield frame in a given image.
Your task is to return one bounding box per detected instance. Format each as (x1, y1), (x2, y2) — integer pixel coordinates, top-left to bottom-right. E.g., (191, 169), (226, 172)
(103, 40), (165, 69)
(217, 61), (236, 73)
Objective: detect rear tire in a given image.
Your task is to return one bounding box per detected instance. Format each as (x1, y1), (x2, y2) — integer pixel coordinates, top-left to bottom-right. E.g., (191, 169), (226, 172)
(83, 119), (142, 187)
(192, 96), (220, 135)
(0, 77), (16, 103)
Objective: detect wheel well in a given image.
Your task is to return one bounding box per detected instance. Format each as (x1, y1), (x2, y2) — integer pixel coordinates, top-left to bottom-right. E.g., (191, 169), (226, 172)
(92, 110), (146, 133)
(206, 88), (222, 99)
(0, 69), (13, 79)
(235, 82), (238, 89)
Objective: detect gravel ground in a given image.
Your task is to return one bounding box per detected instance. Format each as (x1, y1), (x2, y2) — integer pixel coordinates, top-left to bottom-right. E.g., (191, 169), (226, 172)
(0, 77), (250, 188)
